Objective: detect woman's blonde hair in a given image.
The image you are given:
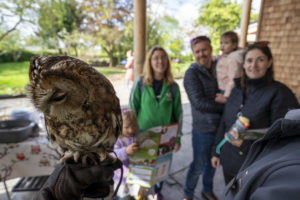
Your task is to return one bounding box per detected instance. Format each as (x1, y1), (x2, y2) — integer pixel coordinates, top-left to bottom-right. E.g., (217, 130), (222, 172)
(121, 109), (139, 137)
(143, 45), (174, 86)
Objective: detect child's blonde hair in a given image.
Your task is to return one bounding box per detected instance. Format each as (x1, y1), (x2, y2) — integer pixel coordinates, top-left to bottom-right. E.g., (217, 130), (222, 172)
(121, 108), (139, 137)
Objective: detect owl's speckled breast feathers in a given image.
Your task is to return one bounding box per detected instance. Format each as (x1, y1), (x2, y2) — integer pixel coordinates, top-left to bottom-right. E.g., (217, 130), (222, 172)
(27, 56), (122, 161)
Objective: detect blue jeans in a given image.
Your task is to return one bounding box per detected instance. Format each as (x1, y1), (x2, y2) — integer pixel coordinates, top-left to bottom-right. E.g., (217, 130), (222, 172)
(184, 130), (216, 198)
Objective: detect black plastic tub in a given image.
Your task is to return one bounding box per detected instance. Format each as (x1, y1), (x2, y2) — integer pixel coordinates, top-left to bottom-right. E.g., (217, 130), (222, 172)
(0, 119), (35, 143)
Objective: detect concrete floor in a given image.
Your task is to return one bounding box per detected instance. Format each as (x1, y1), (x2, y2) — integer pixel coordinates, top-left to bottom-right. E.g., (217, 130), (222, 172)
(0, 79), (226, 200)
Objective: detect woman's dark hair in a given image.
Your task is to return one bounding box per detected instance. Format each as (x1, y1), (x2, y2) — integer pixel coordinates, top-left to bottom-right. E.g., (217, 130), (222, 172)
(241, 42), (274, 91)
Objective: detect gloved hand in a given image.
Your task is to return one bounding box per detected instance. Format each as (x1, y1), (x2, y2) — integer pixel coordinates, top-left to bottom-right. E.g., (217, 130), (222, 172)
(36, 155), (122, 200)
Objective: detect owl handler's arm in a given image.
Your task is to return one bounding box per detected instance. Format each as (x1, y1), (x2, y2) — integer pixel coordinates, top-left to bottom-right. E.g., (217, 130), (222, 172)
(36, 157), (122, 200)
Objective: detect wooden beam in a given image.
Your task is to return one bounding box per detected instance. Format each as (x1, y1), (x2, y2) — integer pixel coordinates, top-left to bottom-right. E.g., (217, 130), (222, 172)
(133, 0), (146, 79)
(256, 0), (265, 41)
(240, 0), (252, 48)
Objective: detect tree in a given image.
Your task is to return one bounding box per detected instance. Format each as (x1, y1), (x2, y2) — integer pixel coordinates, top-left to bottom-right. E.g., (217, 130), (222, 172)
(37, 0), (84, 55)
(0, 30), (24, 61)
(80, 0), (133, 67)
(160, 15), (183, 57)
(115, 18), (133, 65)
(118, 14), (180, 63)
(169, 38), (184, 58)
(116, 15), (167, 65)
(0, 0), (36, 41)
(250, 12), (259, 23)
(146, 1), (183, 55)
(196, 0), (242, 53)
(146, 16), (165, 50)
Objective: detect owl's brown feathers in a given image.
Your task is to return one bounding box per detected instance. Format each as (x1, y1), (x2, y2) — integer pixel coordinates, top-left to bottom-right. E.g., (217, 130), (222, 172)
(27, 56), (122, 162)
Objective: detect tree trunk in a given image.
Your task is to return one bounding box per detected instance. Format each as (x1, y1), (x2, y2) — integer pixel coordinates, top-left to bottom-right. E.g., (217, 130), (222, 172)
(0, 18), (22, 41)
(72, 45), (78, 57)
(12, 50), (22, 62)
(109, 52), (113, 68)
(101, 45), (114, 67)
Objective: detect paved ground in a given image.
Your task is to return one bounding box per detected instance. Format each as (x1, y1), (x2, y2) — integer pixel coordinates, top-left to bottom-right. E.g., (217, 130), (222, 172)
(0, 79), (225, 200)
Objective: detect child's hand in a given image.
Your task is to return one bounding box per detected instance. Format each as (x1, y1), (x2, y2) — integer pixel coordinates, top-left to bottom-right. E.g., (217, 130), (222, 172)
(215, 93), (227, 104)
(229, 138), (243, 147)
(224, 133), (243, 147)
(126, 143), (139, 155)
(211, 156), (220, 168)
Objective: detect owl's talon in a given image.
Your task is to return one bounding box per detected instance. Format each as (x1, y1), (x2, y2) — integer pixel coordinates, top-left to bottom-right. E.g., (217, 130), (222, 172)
(73, 151), (80, 162)
(108, 154), (117, 162)
(96, 151), (108, 162)
(60, 151), (73, 163)
(96, 152), (116, 163)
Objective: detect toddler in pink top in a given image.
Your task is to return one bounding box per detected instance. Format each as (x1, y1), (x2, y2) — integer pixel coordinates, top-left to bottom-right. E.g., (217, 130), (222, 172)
(113, 109), (140, 199)
(215, 31), (243, 103)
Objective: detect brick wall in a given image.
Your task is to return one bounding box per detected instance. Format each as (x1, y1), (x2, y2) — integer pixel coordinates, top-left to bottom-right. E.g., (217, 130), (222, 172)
(258, 0), (300, 101)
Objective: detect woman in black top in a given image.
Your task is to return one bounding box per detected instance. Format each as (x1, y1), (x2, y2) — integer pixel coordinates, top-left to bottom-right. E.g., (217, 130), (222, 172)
(211, 42), (299, 184)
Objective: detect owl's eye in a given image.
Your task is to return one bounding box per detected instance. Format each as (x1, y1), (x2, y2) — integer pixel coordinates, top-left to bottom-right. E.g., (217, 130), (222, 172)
(51, 92), (67, 102)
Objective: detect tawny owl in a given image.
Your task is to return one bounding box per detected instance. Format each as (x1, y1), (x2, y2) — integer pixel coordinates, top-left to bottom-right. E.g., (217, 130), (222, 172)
(27, 56), (122, 162)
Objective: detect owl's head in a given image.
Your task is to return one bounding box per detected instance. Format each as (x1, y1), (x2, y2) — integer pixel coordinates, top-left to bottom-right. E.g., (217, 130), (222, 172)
(27, 56), (120, 122)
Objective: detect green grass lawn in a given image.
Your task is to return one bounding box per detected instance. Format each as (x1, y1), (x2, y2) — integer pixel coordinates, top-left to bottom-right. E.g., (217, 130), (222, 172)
(0, 61), (188, 96)
(0, 62), (126, 96)
(0, 62), (30, 95)
(94, 66), (126, 76)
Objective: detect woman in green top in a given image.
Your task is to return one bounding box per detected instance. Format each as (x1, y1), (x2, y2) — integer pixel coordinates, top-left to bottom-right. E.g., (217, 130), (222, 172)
(130, 46), (182, 200)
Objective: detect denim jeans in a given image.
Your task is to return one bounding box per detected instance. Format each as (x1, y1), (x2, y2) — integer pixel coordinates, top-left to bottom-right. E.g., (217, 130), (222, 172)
(184, 130), (216, 198)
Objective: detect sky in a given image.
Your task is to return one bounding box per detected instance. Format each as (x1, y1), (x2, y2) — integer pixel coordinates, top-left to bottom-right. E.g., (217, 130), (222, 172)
(148, 0), (205, 54)
(155, 0), (261, 27)
(149, 0), (201, 29)
(4, 0), (262, 37)
(2, 0), (262, 53)
(149, 0), (261, 54)
(160, 0), (201, 27)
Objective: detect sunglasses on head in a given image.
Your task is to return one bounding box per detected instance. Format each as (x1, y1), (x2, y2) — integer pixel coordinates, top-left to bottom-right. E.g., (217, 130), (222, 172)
(190, 35), (211, 45)
(253, 41), (270, 47)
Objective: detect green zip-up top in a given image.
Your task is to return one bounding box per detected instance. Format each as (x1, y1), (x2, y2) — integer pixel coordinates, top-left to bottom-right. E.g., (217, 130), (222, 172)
(129, 77), (182, 144)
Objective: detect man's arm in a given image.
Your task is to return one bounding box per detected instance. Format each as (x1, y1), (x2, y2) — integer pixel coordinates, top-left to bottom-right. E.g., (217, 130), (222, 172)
(183, 68), (223, 113)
